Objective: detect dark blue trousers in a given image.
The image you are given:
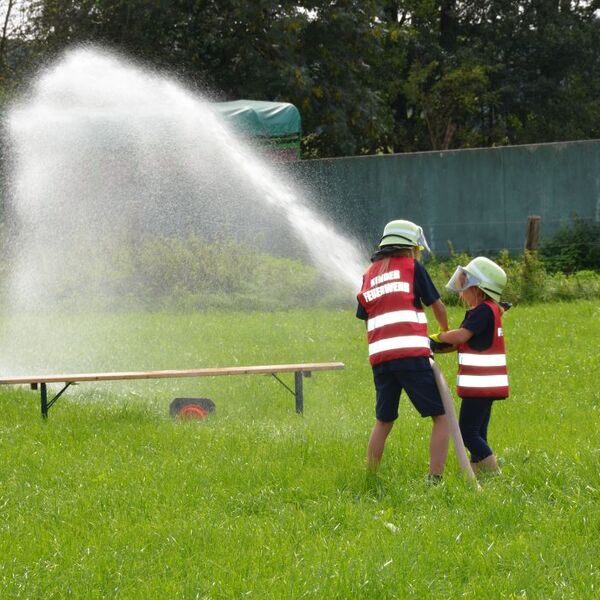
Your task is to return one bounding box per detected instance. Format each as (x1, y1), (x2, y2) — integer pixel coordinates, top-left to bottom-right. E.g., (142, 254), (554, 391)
(459, 397), (494, 463)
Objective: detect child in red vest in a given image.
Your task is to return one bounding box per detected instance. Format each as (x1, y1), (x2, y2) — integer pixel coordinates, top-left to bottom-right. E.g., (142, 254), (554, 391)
(357, 220), (450, 478)
(430, 257), (509, 474)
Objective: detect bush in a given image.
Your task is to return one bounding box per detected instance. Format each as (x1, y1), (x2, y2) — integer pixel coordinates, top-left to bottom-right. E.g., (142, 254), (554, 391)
(3, 234), (597, 312)
(544, 270), (600, 301)
(518, 250), (547, 303)
(425, 252), (472, 306)
(539, 217), (600, 274)
(32, 235), (351, 312)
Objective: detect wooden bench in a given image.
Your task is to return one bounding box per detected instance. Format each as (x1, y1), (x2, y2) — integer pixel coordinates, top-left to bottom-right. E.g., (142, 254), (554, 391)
(0, 362), (345, 418)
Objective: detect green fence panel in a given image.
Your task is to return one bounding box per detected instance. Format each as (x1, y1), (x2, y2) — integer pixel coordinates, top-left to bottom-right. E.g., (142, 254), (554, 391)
(294, 140), (600, 256)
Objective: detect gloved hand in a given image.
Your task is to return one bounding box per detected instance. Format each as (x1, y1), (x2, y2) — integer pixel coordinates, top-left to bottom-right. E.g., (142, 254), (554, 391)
(429, 339), (453, 353)
(429, 332), (444, 344)
(429, 331), (453, 353)
(499, 301), (512, 312)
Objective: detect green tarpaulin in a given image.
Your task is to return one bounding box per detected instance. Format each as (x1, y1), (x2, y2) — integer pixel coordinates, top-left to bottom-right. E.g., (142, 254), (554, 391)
(214, 100), (301, 139)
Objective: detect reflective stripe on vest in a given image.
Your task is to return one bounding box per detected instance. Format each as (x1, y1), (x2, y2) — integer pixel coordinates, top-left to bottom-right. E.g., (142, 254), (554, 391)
(367, 310), (428, 332)
(369, 335), (431, 357)
(458, 353), (506, 367)
(456, 374), (509, 388)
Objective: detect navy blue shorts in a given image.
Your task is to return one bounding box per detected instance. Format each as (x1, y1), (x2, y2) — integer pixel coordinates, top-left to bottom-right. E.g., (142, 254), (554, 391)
(373, 368), (445, 421)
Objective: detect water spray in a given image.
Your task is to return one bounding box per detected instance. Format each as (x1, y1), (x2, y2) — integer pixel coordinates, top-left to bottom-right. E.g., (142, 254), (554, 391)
(1, 46), (367, 375)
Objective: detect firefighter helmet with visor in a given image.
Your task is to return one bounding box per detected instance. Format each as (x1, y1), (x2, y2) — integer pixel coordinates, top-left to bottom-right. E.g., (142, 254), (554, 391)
(378, 220), (431, 252)
(446, 256), (506, 302)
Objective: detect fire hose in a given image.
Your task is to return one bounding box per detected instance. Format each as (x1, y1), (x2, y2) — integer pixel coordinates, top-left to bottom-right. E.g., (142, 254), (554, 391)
(429, 358), (480, 488)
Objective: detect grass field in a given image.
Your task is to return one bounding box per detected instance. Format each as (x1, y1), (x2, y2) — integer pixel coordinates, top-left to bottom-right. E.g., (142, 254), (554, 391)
(0, 300), (599, 598)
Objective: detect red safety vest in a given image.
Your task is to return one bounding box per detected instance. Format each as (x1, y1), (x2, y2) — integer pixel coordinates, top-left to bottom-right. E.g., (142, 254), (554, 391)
(456, 300), (509, 398)
(357, 256), (430, 367)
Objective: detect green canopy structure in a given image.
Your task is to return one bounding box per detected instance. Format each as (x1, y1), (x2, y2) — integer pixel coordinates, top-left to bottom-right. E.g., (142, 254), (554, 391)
(214, 100), (302, 160)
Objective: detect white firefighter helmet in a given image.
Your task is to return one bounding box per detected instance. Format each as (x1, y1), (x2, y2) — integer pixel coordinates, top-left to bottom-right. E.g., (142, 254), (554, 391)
(379, 219), (430, 252)
(446, 256), (506, 302)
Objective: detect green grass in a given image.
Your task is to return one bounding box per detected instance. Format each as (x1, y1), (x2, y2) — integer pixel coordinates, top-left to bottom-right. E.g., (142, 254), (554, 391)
(0, 301), (599, 598)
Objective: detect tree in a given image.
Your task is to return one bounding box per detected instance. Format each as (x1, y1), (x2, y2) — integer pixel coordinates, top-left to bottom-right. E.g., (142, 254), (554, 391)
(404, 60), (495, 150)
(15, 0), (400, 157)
(455, 0), (600, 145)
(4, 1), (600, 157)
(0, 0), (18, 101)
(288, 1), (397, 157)
(380, 1), (600, 152)
(0, 0), (16, 71)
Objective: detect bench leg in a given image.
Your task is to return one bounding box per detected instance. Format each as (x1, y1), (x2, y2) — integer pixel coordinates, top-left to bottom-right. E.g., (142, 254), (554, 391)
(294, 372), (303, 414)
(271, 372), (308, 414)
(41, 383), (48, 419)
(39, 382), (73, 419)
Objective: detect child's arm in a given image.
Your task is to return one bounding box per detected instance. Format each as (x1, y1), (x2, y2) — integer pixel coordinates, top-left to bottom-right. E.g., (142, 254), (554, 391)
(429, 326), (474, 354)
(436, 327), (474, 346)
(430, 298), (449, 332)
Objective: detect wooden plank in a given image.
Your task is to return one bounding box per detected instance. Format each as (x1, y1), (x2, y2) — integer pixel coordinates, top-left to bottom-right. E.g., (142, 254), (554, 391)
(0, 362), (345, 385)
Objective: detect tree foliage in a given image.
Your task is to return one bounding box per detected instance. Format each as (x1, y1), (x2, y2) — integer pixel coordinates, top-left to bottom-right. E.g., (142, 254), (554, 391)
(2, 0), (600, 157)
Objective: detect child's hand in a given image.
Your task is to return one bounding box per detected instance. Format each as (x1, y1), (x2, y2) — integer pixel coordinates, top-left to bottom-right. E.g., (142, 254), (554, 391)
(429, 338), (454, 353)
(429, 331), (455, 353)
(429, 331), (452, 352)
(429, 332), (444, 344)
